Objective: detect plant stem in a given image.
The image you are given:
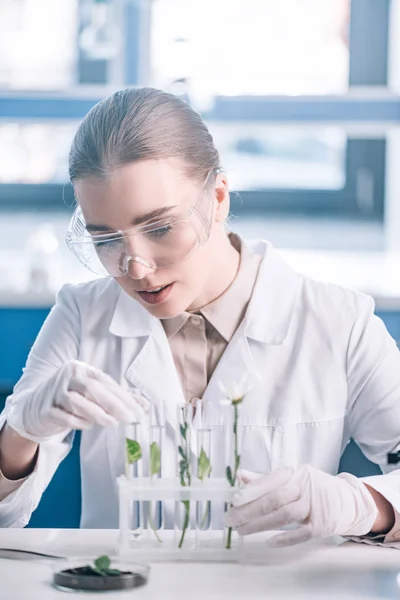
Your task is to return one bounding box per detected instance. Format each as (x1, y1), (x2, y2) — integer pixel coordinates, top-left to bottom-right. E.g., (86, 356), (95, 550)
(226, 404), (240, 550)
(178, 500), (190, 548)
(226, 525), (233, 550)
(178, 410), (191, 548)
(234, 405), (238, 461)
(200, 501), (210, 530)
(147, 501), (162, 543)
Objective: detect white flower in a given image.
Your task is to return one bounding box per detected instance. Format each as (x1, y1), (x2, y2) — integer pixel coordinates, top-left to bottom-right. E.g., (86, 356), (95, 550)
(219, 399), (232, 407)
(218, 379), (246, 405)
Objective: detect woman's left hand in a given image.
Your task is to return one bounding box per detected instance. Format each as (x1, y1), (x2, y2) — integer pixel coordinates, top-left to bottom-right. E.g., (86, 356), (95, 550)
(225, 465), (379, 547)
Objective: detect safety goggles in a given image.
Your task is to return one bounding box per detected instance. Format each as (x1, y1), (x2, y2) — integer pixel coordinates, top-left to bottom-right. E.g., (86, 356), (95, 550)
(66, 167), (222, 277)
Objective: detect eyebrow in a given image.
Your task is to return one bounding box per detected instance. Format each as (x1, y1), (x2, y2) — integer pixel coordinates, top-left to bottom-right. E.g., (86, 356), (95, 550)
(85, 206), (177, 233)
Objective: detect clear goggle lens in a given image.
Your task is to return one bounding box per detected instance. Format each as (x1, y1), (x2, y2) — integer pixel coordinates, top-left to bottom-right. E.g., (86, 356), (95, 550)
(68, 218), (200, 277)
(66, 168), (222, 277)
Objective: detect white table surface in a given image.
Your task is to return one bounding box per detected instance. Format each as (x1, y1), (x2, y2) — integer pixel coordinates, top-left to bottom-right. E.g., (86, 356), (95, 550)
(1, 529), (400, 599)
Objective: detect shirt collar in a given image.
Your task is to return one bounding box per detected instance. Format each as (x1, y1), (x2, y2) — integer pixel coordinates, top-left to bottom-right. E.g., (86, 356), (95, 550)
(199, 235), (261, 342)
(109, 239), (303, 346)
(161, 234), (261, 342)
(162, 312), (190, 338)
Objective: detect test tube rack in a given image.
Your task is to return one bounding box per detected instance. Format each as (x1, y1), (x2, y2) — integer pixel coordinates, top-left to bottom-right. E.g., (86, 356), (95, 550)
(118, 398), (247, 562)
(117, 475), (245, 562)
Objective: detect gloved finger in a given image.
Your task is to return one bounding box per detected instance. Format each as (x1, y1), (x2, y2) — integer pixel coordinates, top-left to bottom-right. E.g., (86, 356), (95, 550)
(71, 379), (140, 423)
(93, 371), (149, 413)
(74, 361), (148, 410)
(235, 499), (308, 535)
(49, 406), (94, 431)
(232, 468), (294, 507)
(68, 361), (146, 415)
(237, 469), (264, 484)
(91, 380), (143, 423)
(65, 391), (120, 426)
(267, 523), (313, 548)
(227, 483), (300, 527)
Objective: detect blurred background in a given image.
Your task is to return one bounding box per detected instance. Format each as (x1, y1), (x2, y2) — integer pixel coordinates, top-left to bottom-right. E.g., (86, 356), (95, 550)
(0, 0), (400, 526)
(0, 0), (399, 292)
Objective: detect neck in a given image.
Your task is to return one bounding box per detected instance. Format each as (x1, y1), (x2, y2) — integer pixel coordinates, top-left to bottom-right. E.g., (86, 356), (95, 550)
(188, 234), (240, 311)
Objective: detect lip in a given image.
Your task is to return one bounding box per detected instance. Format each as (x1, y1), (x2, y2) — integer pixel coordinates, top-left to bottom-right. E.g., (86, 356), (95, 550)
(135, 284), (170, 293)
(136, 282), (174, 305)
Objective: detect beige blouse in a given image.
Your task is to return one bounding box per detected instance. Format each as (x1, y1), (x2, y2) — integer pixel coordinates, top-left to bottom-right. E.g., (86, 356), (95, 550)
(161, 235), (261, 403)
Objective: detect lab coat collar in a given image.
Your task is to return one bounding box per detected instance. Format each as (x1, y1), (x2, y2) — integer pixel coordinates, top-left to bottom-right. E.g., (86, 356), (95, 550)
(109, 286), (156, 338)
(109, 240), (304, 345)
(244, 241), (303, 345)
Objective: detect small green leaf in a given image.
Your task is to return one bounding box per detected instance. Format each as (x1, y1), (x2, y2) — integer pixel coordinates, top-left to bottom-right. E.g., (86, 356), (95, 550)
(179, 424), (186, 439)
(150, 442), (161, 477)
(198, 447), (211, 481)
(235, 454), (241, 472)
(178, 446), (186, 460)
(107, 568), (122, 576)
(126, 439), (142, 464)
(226, 465), (234, 486)
(94, 555), (111, 573)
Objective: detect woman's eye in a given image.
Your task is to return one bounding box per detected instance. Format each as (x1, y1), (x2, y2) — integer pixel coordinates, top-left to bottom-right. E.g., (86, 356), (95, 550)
(96, 239), (120, 249)
(148, 225), (172, 239)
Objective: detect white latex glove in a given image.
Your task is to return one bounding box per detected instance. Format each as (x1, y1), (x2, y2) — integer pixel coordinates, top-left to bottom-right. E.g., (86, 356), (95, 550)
(7, 360), (147, 443)
(225, 465), (379, 547)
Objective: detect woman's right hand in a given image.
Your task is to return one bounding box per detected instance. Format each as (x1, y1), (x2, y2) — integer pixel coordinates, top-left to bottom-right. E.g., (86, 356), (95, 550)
(5, 360), (147, 442)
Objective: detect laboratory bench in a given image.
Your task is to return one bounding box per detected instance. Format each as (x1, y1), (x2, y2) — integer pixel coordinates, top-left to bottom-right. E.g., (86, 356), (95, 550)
(1, 529), (400, 599)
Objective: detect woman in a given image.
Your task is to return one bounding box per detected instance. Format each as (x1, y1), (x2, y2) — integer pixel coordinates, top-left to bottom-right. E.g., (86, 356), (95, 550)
(0, 88), (399, 547)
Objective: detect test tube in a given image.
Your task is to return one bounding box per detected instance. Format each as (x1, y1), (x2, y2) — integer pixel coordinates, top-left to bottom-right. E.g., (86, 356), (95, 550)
(175, 403), (193, 548)
(125, 421), (144, 540)
(224, 402), (243, 549)
(147, 403), (164, 542)
(118, 477), (131, 554)
(196, 400), (212, 532)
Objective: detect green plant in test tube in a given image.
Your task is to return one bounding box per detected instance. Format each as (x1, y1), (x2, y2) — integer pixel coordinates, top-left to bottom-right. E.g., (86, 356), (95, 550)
(126, 439), (142, 465)
(178, 407), (191, 548)
(147, 441), (162, 542)
(197, 443), (212, 529)
(218, 381), (245, 550)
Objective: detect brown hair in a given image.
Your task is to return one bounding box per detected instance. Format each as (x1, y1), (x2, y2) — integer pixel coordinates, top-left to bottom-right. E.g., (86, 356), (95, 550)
(69, 87), (221, 183)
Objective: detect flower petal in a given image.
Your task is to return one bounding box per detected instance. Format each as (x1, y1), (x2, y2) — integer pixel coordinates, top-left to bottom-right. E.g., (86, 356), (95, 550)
(219, 399), (232, 407)
(232, 381), (243, 400)
(217, 380), (228, 395)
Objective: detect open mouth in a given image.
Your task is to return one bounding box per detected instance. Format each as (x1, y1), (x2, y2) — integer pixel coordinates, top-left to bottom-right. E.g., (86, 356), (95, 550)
(136, 283), (174, 305)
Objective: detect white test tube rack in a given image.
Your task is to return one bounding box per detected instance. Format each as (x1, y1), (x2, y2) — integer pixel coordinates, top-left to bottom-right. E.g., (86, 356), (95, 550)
(117, 475), (244, 562)
(118, 401), (247, 562)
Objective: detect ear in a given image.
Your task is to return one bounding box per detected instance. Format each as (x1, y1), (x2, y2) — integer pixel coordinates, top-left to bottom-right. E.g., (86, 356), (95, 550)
(214, 172), (230, 223)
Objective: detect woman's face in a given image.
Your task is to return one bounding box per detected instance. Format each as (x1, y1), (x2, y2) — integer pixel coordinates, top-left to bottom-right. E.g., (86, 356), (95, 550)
(74, 158), (230, 318)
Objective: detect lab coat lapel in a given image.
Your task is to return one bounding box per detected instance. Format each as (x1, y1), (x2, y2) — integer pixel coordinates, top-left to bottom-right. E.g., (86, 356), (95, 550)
(124, 320), (186, 431)
(202, 240), (304, 420)
(109, 287), (186, 429)
(202, 323), (261, 416)
(107, 288), (185, 479)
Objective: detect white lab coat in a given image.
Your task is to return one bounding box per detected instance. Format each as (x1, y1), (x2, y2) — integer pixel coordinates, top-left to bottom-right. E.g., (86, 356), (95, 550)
(1, 240), (400, 539)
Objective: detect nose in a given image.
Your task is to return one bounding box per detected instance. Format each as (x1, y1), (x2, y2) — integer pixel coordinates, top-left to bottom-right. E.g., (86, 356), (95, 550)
(125, 255), (155, 280)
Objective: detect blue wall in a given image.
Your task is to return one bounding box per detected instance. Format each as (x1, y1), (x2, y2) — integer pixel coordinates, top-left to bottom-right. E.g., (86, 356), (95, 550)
(0, 307), (398, 527)
(0, 307), (81, 528)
